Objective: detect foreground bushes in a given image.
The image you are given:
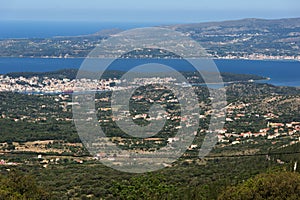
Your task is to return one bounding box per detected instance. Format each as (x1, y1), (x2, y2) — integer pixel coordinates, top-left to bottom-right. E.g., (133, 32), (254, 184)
(218, 171), (300, 200)
(0, 170), (49, 200)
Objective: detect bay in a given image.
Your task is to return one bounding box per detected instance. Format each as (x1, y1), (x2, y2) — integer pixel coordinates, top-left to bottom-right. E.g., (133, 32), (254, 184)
(0, 57), (299, 87)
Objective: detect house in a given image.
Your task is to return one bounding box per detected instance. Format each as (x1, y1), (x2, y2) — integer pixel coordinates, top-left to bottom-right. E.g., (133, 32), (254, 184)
(267, 134), (279, 140)
(232, 141), (240, 145)
(226, 118), (234, 122)
(217, 134), (225, 142)
(253, 132), (267, 137)
(268, 122), (284, 128)
(241, 132), (252, 138)
(189, 145), (198, 150)
(167, 137), (180, 143)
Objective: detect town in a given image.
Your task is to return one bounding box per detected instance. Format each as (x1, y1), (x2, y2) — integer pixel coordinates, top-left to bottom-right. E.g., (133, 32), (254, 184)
(0, 72), (299, 167)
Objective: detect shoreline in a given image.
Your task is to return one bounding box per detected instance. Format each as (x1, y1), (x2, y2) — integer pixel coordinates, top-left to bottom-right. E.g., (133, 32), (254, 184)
(191, 77), (271, 86)
(0, 56), (299, 62)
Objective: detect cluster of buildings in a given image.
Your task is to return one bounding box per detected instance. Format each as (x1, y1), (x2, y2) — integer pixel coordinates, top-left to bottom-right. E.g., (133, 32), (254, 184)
(218, 121), (300, 145)
(217, 53), (300, 61)
(217, 102), (300, 144)
(0, 75), (120, 93)
(0, 75), (181, 94)
(0, 159), (17, 166)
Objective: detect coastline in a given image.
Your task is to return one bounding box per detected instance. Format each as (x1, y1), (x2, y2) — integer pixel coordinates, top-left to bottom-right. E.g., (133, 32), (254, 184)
(192, 77), (271, 86)
(0, 56), (299, 62)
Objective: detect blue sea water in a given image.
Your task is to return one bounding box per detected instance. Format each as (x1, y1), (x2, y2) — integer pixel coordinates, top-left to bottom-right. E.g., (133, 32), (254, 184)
(0, 57), (299, 87)
(0, 21), (161, 39)
(214, 59), (300, 87)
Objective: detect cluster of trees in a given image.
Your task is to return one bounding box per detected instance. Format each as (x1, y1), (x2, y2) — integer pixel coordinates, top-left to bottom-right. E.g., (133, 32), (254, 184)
(219, 171), (300, 200)
(0, 119), (80, 143)
(0, 153), (277, 199)
(0, 170), (49, 199)
(0, 121), (299, 199)
(3, 166), (300, 199)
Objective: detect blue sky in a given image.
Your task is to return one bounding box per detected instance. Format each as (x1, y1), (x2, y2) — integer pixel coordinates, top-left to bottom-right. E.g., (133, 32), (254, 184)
(1, 0), (299, 23)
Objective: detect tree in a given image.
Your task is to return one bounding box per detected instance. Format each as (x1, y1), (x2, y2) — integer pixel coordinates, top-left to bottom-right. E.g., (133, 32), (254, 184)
(110, 174), (176, 199)
(218, 171), (300, 200)
(0, 170), (50, 200)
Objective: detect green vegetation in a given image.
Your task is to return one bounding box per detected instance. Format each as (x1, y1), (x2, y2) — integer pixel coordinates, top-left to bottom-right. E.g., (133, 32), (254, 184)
(0, 69), (300, 199)
(0, 170), (49, 199)
(218, 171), (300, 200)
(2, 155), (298, 199)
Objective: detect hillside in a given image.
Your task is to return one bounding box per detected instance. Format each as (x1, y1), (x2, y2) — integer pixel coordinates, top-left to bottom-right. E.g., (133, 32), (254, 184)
(167, 18), (300, 59)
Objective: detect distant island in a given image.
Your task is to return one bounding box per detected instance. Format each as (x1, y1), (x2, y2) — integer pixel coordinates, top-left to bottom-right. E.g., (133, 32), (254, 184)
(0, 18), (299, 60)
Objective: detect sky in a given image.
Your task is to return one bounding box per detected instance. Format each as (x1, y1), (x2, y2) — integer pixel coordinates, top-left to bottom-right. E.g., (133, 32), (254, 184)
(1, 0), (300, 23)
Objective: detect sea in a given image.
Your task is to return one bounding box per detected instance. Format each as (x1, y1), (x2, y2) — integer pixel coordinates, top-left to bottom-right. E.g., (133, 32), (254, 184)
(0, 21), (162, 39)
(0, 57), (299, 87)
(0, 21), (299, 87)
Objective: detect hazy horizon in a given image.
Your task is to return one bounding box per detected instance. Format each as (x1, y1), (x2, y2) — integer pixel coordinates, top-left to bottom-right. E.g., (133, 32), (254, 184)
(1, 0), (299, 23)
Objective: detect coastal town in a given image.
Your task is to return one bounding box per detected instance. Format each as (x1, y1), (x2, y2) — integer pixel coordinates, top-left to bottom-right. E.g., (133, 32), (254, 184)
(0, 74), (119, 94)
(0, 73), (184, 94)
(0, 71), (299, 169)
(0, 63), (298, 200)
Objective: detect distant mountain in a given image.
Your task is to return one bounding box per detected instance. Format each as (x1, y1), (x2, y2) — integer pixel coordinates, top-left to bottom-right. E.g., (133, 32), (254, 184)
(53, 28), (123, 39)
(168, 18), (300, 30)
(166, 18), (300, 59)
(0, 18), (299, 59)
